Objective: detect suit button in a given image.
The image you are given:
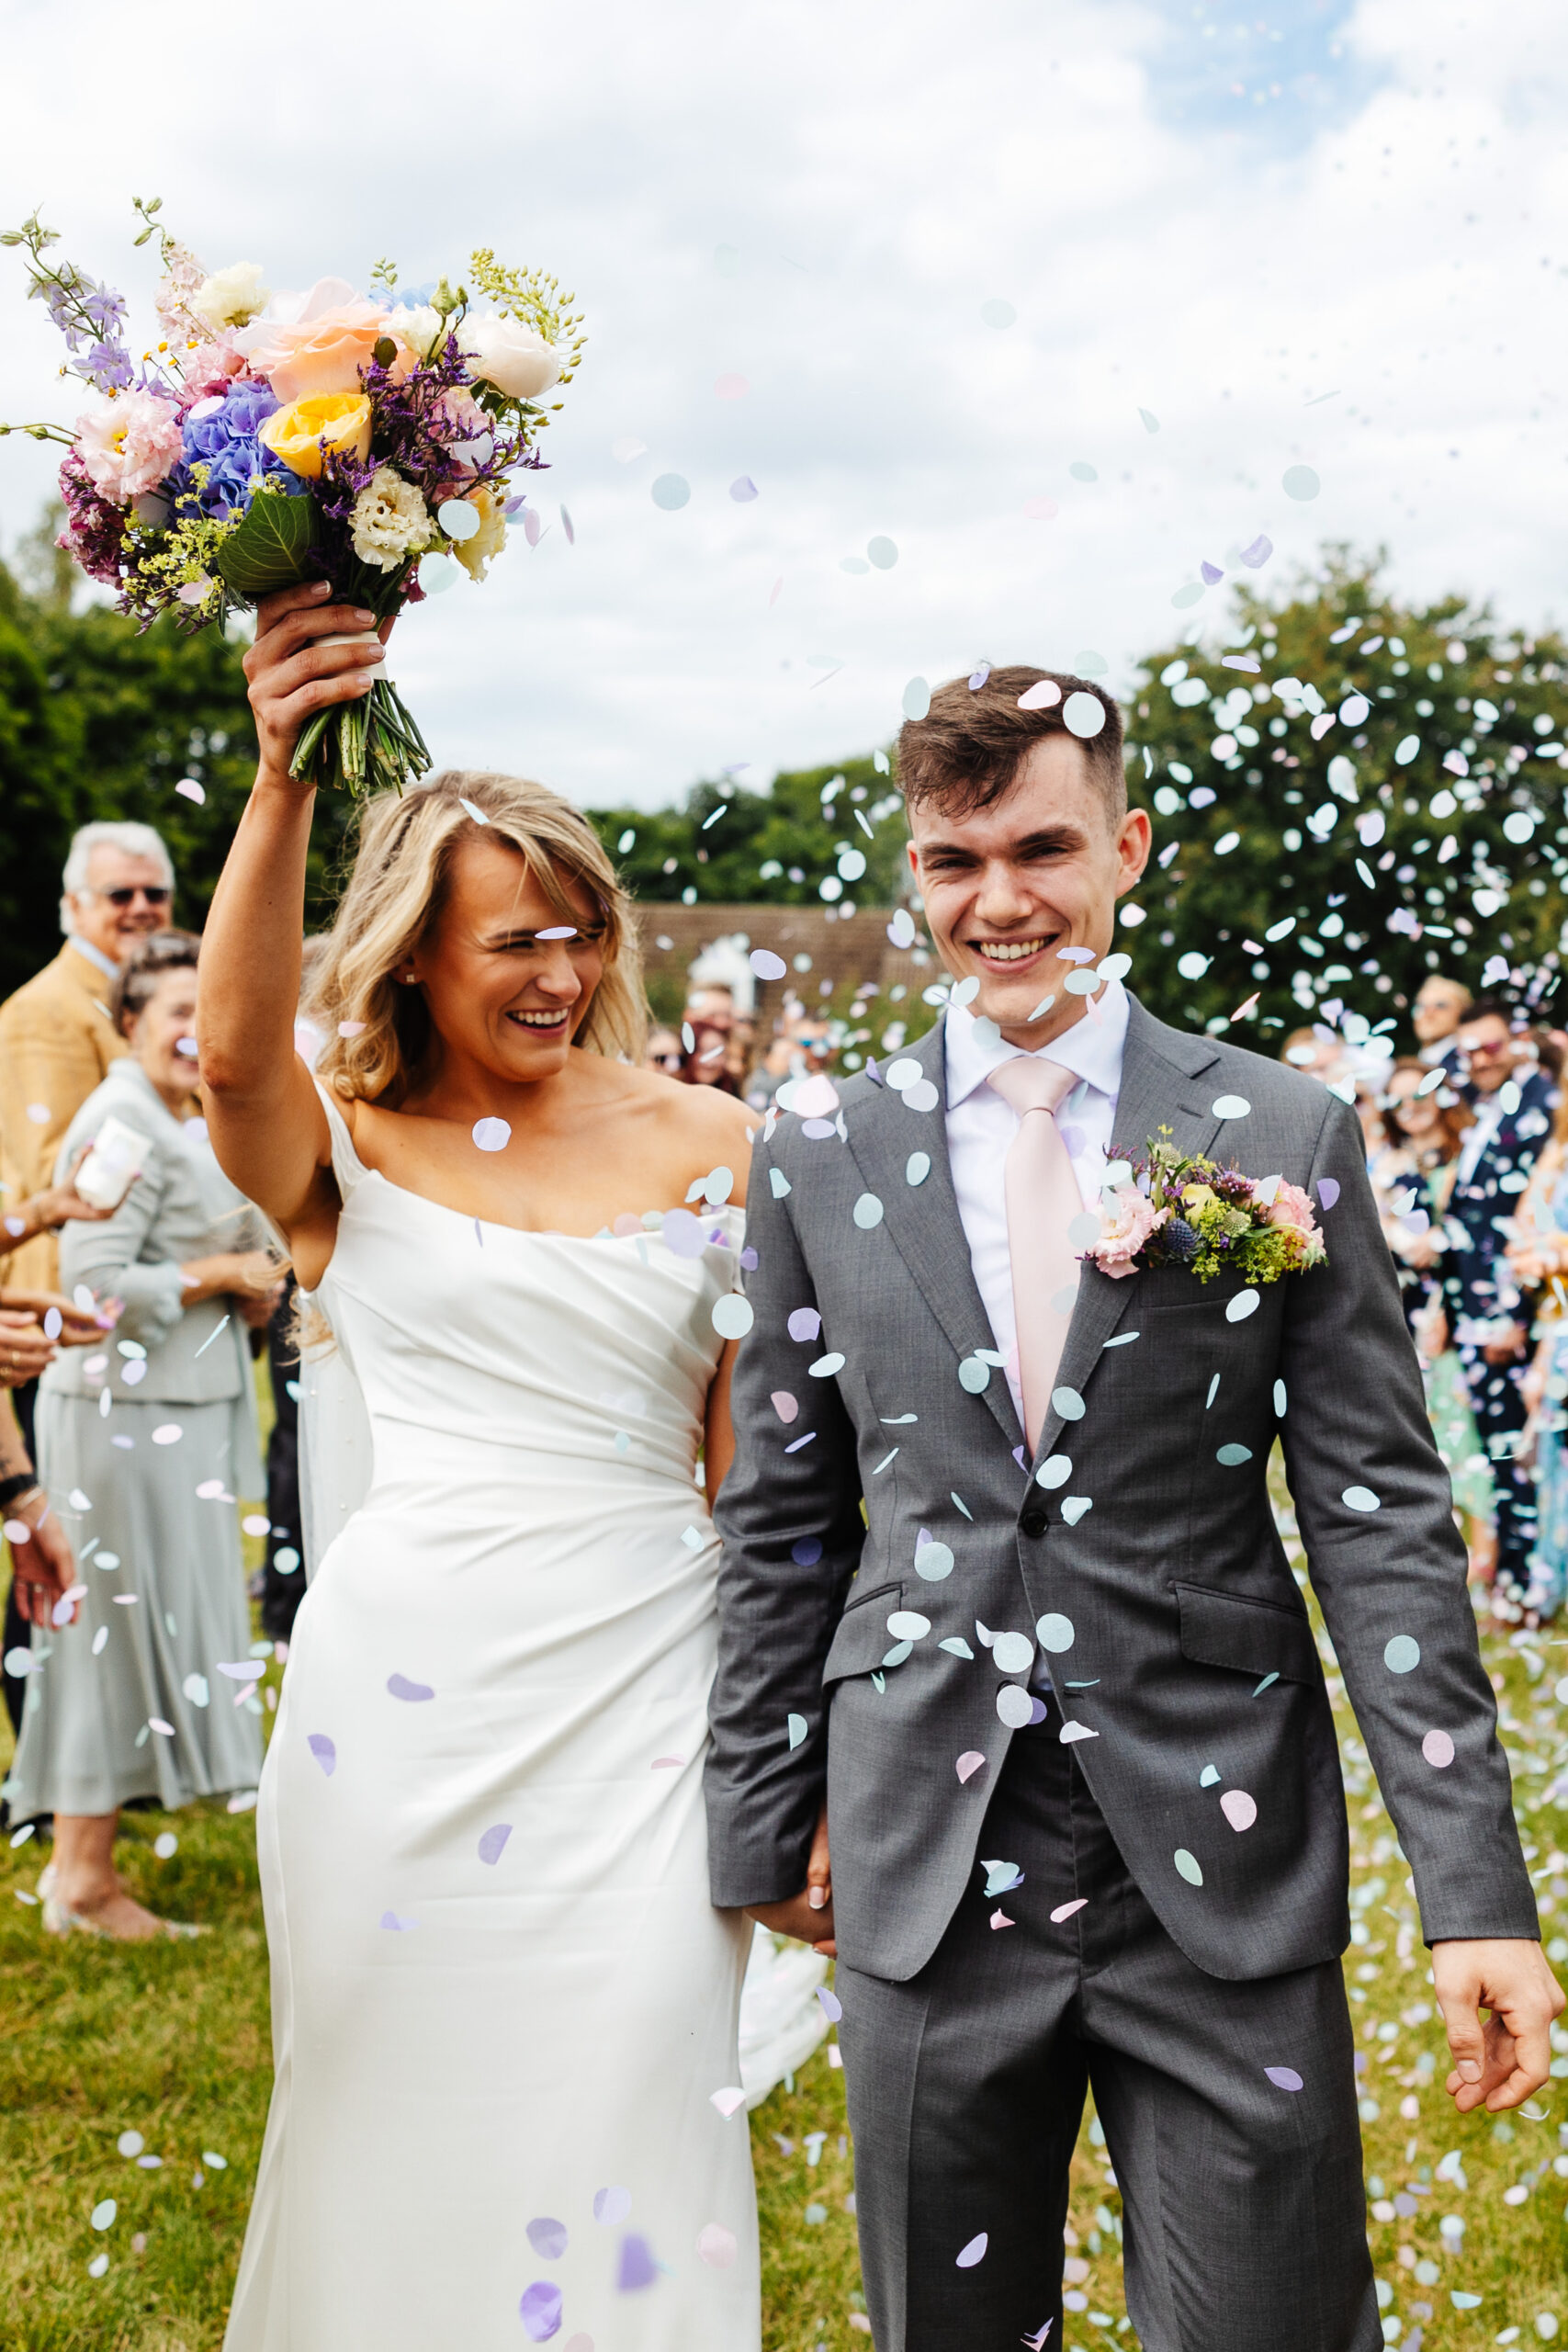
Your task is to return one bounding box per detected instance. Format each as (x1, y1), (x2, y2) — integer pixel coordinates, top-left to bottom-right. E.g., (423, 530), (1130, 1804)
(1020, 1506), (1048, 1539)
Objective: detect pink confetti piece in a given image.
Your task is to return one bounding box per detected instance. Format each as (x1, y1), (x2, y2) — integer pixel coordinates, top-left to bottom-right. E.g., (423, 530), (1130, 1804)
(1422, 1728), (1455, 1768)
(1050, 1897), (1088, 1923)
(650, 1754), (685, 1770)
(956, 1751), (986, 1784)
(710, 2086), (747, 2118)
(771, 1390), (800, 1424)
(768, 575), (784, 606)
(715, 372), (750, 399)
(1017, 678), (1062, 710)
(989, 1908), (1014, 1929)
(1220, 1789), (1258, 1832)
(697, 2222), (738, 2268)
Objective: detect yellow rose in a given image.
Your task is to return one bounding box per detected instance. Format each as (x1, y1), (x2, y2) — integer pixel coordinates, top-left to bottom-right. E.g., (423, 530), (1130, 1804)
(452, 483), (508, 582)
(258, 392), (373, 480)
(1181, 1183), (1216, 1210)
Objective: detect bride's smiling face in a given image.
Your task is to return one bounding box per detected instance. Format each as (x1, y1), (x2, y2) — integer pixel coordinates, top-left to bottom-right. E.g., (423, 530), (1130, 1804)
(400, 835), (606, 1082)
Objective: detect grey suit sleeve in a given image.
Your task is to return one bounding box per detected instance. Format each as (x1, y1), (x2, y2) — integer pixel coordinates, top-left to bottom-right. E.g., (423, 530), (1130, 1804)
(55, 1148), (186, 1350)
(1280, 1092), (1537, 1945)
(705, 1126), (867, 1908)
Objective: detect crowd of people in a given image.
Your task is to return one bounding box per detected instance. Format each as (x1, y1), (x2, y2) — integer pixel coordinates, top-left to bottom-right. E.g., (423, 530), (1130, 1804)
(1285, 973), (1568, 1622)
(3, 820), (1567, 1940)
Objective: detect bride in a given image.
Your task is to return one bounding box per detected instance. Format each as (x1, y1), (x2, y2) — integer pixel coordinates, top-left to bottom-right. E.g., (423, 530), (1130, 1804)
(202, 582), (785, 2349)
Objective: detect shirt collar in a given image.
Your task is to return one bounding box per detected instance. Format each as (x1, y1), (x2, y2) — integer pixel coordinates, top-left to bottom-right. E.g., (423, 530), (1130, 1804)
(66, 934), (120, 983)
(943, 973), (1131, 1111)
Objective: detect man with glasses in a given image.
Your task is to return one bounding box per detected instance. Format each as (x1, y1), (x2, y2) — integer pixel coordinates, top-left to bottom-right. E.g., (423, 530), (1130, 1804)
(1413, 973), (1473, 1077)
(1440, 998), (1556, 1613)
(0, 821), (173, 1735)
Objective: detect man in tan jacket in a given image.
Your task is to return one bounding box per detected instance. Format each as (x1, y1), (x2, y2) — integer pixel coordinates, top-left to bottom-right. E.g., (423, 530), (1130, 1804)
(0, 821), (175, 1296)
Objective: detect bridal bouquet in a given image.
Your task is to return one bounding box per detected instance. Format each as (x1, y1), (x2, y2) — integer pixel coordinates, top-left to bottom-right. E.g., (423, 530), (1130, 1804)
(1085, 1129), (1327, 1283)
(1, 199), (585, 796)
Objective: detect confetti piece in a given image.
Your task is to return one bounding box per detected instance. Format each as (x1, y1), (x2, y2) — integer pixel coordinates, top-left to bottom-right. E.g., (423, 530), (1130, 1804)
(992, 1631), (1034, 1674)
(380, 1912), (417, 1930)
(1216, 1444), (1253, 1466)
(730, 475), (758, 502)
(1051, 1898), (1088, 1923)
(1211, 1094), (1251, 1119)
(997, 1686), (1034, 1728)
(520, 2281), (563, 2339)
(956, 1751), (986, 1782)
(1036, 1612), (1076, 1653)
(787, 1713), (808, 1749)
(710, 2086), (747, 2118)
(479, 1824), (513, 1866)
(1225, 1287), (1260, 1324)
(1316, 1178), (1340, 1210)
(750, 948), (786, 980)
(1342, 1486), (1381, 1513)
(1384, 1635), (1421, 1675)
(792, 1536), (823, 1566)
(117, 2132), (144, 2157)
(651, 473), (690, 509)
(1037, 1454), (1072, 1489)
(1281, 465), (1320, 501)
(1220, 1789), (1258, 1832)
(1017, 678), (1062, 711)
(1265, 2066), (1304, 2092)
(1422, 1729), (1455, 1768)
(1058, 1721), (1099, 1746)
(1060, 1497), (1092, 1525)
(852, 1193), (885, 1229)
(712, 1294), (755, 1340)
(902, 677), (931, 720)
(594, 2186), (632, 2224)
(175, 776), (205, 805)
(915, 1541), (954, 1582)
(956, 2232), (988, 2267)
(697, 2222), (739, 2267)
(91, 2199), (117, 2231)
(1139, 408), (1160, 433)
(1173, 1849), (1203, 1886)
(526, 2216), (570, 2260)
(151, 1423), (183, 1446)
(153, 1831), (177, 1858)
(1052, 1385), (1086, 1422)
(1199, 1765), (1220, 1788)
(386, 1674), (434, 1702)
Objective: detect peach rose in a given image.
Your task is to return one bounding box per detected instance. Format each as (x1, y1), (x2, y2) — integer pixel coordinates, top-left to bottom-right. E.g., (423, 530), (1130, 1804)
(232, 277), (390, 401)
(1262, 1178), (1325, 1261)
(1087, 1184), (1168, 1277)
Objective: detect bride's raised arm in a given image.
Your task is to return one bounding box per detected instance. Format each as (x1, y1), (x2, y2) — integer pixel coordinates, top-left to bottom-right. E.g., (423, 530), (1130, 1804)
(199, 581), (387, 1261)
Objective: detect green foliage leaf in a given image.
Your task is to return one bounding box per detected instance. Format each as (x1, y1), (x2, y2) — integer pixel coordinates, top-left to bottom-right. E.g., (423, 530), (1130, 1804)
(214, 492), (318, 599)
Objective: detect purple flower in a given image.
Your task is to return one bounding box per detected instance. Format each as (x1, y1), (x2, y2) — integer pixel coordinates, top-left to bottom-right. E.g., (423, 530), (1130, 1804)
(56, 448), (128, 585)
(168, 379), (303, 521)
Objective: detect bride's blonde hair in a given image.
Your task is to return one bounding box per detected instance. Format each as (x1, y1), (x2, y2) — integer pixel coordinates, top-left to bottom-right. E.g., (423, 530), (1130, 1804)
(310, 769), (646, 1104)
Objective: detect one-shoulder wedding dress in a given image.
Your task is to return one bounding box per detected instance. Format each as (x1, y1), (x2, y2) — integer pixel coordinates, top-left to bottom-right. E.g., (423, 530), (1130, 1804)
(225, 1088), (760, 2350)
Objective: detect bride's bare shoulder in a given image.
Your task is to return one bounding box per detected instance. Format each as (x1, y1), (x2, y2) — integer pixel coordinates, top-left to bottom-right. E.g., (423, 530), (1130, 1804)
(599, 1059), (753, 1155)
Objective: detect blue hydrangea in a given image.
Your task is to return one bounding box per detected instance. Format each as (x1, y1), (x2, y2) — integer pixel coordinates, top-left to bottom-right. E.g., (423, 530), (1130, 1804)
(167, 379), (304, 521)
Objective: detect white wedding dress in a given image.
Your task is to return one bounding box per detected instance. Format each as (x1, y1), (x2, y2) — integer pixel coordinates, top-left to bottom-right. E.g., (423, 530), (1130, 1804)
(226, 1089), (760, 2351)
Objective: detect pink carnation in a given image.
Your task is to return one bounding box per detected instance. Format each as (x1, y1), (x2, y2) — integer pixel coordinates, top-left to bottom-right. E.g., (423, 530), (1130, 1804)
(75, 390), (184, 503)
(1262, 1177), (1325, 1261)
(1087, 1184), (1168, 1278)
(180, 336), (248, 400)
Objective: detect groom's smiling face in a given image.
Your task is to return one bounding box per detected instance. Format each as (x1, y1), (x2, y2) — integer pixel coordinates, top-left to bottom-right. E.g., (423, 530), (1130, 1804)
(906, 734), (1151, 1049)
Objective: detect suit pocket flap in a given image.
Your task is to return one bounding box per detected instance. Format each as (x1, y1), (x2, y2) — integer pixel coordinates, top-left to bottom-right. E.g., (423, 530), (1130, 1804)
(822, 1580), (902, 1685)
(1174, 1581), (1319, 1686)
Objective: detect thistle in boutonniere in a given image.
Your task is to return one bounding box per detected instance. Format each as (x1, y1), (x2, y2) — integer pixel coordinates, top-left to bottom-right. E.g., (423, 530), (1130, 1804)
(1085, 1127), (1327, 1283)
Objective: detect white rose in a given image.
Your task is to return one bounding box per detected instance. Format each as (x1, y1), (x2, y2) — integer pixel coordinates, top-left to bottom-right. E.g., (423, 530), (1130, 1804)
(459, 312), (561, 401)
(386, 303), (444, 361)
(191, 262), (271, 334)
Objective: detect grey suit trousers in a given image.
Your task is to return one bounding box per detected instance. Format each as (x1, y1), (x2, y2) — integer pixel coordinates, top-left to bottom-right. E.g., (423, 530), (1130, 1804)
(838, 1705), (1381, 2352)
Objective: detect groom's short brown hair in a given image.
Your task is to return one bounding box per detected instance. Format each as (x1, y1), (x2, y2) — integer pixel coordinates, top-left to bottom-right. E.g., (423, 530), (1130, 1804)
(897, 665), (1126, 826)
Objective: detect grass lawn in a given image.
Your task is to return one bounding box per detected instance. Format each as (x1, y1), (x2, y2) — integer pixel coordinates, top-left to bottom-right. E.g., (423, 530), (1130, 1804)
(3, 1490), (1567, 2349)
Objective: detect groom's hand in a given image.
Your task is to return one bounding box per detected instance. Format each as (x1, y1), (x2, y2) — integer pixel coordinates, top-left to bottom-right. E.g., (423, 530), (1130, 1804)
(745, 1803), (836, 1955)
(1433, 1938), (1564, 2112)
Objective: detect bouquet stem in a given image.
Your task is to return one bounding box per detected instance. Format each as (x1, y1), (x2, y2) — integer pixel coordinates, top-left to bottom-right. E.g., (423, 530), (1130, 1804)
(289, 673), (433, 798)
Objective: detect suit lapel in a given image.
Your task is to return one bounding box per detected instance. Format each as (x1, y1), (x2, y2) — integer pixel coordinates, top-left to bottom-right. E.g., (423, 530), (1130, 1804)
(845, 1023), (1024, 1453)
(1030, 998), (1224, 1468)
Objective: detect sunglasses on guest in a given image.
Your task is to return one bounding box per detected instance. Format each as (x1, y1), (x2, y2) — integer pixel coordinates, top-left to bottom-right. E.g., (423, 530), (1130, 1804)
(92, 885), (172, 908)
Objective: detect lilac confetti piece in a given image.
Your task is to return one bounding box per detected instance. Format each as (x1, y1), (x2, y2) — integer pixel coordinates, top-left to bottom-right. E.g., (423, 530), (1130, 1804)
(520, 2279), (563, 2339)
(616, 2233), (658, 2291)
(593, 2186), (632, 2226)
(387, 1674), (434, 1703)
(729, 475), (759, 502)
(787, 1306), (822, 1342)
(1316, 1177), (1340, 1210)
(791, 1535), (823, 1566)
(955, 2232), (988, 2267)
(1264, 2066), (1304, 2092)
(660, 1207), (705, 1259)
(526, 2216), (569, 2260)
(817, 1986), (843, 2022)
(739, 1246), (758, 1271)
(479, 1824), (512, 1866)
(379, 1912), (417, 1931)
(559, 505), (575, 545)
(1200, 560), (1224, 585)
(1240, 533), (1273, 568)
(307, 1734), (336, 1777)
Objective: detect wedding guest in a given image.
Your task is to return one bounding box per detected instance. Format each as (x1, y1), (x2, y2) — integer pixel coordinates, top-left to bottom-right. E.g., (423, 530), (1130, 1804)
(1413, 973), (1472, 1071)
(9, 932), (281, 1939)
(1508, 1101), (1568, 1622)
(1371, 1060), (1494, 1578)
(645, 1024), (685, 1076)
(1279, 1026), (1341, 1082)
(0, 820), (174, 1706)
(745, 1031), (797, 1110)
(1441, 999), (1556, 1613)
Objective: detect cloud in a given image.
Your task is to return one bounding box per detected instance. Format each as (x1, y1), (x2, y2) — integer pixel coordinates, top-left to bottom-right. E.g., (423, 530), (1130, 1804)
(0, 0), (1559, 813)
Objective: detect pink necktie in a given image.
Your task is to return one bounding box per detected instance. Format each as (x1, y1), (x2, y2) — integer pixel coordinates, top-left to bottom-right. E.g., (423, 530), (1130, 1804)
(987, 1057), (1085, 1453)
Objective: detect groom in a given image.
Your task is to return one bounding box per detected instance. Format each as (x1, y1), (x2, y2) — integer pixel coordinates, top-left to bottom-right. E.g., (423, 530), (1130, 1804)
(705, 666), (1562, 2352)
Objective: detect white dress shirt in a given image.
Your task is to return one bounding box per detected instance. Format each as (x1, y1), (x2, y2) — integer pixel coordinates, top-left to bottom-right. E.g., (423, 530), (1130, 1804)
(943, 977), (1131, 1430)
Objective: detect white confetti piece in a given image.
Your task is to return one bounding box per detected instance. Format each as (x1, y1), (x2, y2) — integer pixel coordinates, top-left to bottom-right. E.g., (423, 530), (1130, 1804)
(1384, 1634), (1420, 1674)
(710, 2086), (747, 2119)
(712, 1295), (754, 1340)
(471, 1117), (511, 1153)
(1174, 1849), (1203, 1885)
(1051, 1898), (1088, 1923)
(996, 1686), (1034, 1728)
(1035, 1612), (1076, 1653)
(1211, 1094), (1251, 1119)
(1225, 1287), (1260, 1323)
(1058, 1721), (1099, 1746)
(1342, 1485), (1381, 1512)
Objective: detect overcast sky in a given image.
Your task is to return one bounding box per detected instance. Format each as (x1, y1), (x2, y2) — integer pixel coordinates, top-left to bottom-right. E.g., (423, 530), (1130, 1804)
(1, 0), (1562, 814)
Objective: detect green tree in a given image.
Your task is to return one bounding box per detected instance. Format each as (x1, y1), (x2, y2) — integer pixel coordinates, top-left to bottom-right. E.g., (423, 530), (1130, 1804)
(0, 511), (354, 999)
(587, 755), (914, 913)
(1123, 548), (1568, 1044)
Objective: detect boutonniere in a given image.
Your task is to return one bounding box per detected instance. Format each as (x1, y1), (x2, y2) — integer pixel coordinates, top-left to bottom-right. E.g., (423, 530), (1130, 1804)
(1083, 1127), (1328, 1283)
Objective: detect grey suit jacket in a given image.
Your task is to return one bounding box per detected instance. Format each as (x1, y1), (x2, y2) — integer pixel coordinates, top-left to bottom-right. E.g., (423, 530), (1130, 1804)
(705, 995), (1537, 1983)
